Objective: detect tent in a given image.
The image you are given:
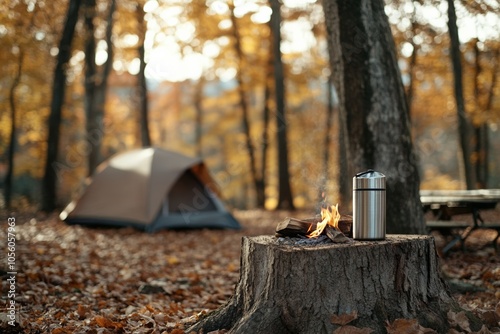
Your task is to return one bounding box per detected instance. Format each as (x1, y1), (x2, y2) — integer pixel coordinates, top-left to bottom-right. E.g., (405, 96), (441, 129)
(60, 148), (240, 232)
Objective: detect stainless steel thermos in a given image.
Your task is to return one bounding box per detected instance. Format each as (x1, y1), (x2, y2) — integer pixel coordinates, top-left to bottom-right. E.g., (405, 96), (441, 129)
(353, 170), (386, 240)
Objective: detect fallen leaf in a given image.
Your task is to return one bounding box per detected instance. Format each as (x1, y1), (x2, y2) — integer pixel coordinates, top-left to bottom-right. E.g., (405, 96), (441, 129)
(167, 255), (180, 265)
(472, 325), (493, 334)
(95, 315), (122, 329)
(385, 318), (436, 334)
(479, 310), (500, 328)
(447, 311), (471, 332)
(331, 311), (359, 326)
(333, 325), (374, 334)
(76, 304), (87, 319)
(171, 329), (185, 334)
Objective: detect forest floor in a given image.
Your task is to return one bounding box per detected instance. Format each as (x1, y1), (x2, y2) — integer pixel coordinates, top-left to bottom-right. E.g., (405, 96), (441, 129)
(0, 208), (499, 334)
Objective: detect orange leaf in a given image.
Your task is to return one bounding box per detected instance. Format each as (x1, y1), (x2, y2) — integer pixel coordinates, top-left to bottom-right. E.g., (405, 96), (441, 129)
(331, 311), (359, 326)
(386, 318), (437, 334)
(385, 318), (420, 334)
(95, 315), (122, 328)
(76, 304), (87, 319)
(170, 329), (185, 334)
(333, 325), (374, 334)
(51, 328), (68, 334)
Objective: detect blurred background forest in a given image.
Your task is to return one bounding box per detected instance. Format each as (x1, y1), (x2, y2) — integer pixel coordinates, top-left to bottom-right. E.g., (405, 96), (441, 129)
(1, 0), (499, 211)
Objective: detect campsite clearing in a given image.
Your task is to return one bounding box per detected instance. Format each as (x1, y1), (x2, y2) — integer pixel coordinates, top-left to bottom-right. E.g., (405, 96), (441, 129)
(1, 209), (499, 333)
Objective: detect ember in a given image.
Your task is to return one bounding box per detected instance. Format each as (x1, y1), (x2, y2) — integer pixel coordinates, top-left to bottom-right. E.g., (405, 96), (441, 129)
(276, 235), (331, 246)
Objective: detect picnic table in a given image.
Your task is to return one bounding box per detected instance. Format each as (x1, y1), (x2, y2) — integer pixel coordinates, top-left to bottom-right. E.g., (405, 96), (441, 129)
(420, 189), (500, 254)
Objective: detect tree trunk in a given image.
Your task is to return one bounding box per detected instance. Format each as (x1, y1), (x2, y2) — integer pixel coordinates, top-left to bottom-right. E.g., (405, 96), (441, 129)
(41, 0), (82, 212)
(255, 50), (273, 208)
(406, 14), (419, 118)
(188, 235), (479, 334)
(318, 76), (334, 207)
(84, 0), (115, 175)
(337, 96), (351, 209)
(270, 0), (294, 210)
(473, 41), (498, 189)
(447, 0), (477, 190)
(136, 3), (151, 148)
(83, 0), (98, 176)
(323, 0), (424, 234)
(194, 77), (205, 157)
(4, 50), (24, 209)
(475, 124), (488, 188)
(230, 5), (260, 208)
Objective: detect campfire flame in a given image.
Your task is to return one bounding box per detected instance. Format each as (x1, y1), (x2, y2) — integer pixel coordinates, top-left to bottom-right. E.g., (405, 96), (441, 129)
(307, 203), (341, 238)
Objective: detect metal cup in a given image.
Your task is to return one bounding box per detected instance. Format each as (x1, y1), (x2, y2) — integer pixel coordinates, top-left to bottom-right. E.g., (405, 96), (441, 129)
(353, 170), (386, 240)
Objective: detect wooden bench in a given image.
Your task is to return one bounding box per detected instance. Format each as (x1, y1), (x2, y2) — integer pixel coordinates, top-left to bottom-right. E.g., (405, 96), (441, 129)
(421, 189), (500, 254)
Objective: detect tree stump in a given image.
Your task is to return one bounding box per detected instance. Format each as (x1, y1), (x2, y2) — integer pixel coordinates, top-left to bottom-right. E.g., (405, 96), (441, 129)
(188, 235), (479, 334)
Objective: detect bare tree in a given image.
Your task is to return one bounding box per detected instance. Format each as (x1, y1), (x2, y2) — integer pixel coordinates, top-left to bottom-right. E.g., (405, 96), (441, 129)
(42, 0), (82, 212)
(447, 0), (477, 189)
(228, 4), (260, 208)
(4, 50), (23, 209)
(319, 76), (335, 206)
(270, 0), (295, 210)
(193, 77), (205, 157)
(136, 2), (151, 147)
(256, 55), (273, 208)
(83, 0), (116, 175)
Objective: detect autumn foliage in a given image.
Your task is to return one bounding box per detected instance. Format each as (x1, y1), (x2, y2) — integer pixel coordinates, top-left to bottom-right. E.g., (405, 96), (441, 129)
(1, 0), (499, 210)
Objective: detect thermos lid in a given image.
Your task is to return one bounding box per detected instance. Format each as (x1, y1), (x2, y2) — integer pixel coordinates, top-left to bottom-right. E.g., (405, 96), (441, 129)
(353, 169), (385, 190)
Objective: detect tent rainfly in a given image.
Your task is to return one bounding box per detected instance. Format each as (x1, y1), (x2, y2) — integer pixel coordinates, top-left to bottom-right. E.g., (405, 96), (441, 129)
(60, 148), (240, 232)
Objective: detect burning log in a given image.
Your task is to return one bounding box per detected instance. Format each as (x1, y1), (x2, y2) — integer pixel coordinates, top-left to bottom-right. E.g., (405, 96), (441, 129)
(187, 235), (481, 334)
(275, 215), (353, 238)
(275, 217), (318, 236)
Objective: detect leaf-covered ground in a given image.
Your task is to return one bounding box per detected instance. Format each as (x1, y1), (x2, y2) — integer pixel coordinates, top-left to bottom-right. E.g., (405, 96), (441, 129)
(1, 209), (499, 333)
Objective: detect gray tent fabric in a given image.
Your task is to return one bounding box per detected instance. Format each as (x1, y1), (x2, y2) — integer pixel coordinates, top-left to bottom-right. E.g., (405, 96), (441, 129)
(60, 148), (240, 231)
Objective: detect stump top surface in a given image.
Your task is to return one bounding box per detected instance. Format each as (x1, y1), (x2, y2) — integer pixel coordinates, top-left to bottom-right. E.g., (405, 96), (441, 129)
(251, 234), (433, 250)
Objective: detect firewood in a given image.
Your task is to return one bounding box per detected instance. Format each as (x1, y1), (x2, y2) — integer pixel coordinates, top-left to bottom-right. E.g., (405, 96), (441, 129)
(275, 215), (353, 238)
(275, 217), (316, 237)
(338, 215), (353, 237)
(325, 225), (352, 243)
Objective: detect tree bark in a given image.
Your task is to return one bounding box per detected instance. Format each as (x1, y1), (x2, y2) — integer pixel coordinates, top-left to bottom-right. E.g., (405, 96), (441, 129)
(255, 50), (273, 208)
(319, 76), (334, 206)
(447, 0), (477, 189)
(41, 0), (82, 212)
(406, 14), (419, 118)
(337, 97), (351, 209)
(270, 0), (295, 210)
(194, 77), (205, 157)
(4, 50), (23, 209)
(229, 4), (260, 208)
(83, 0), (98, 176)
(188, 235), (479, 334)
(136, 3), (151, 148)
(84, 0), (115, 176)
(323, 0), (424, 234)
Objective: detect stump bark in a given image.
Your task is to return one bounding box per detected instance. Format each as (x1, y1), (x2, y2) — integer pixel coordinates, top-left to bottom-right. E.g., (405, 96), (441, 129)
(188, 235), (476, 334)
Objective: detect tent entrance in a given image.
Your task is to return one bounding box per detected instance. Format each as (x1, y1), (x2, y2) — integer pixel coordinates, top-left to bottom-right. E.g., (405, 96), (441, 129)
(152, 169), (238, 231)
(166, 170), (218, 213)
